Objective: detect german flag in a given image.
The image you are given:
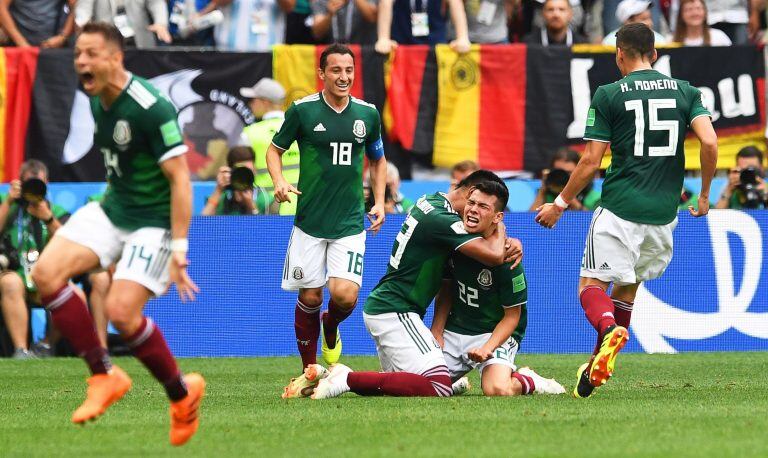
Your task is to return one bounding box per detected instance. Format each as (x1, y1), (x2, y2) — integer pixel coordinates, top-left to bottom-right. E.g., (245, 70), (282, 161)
(272, 45), (365, 108)
(0, 48), (38, 181)
(432, 45), (527, 170)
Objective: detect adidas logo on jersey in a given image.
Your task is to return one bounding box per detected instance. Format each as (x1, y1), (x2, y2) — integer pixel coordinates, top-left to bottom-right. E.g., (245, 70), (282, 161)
(599, 262), (611, 270)
(314, 123), (326, 132)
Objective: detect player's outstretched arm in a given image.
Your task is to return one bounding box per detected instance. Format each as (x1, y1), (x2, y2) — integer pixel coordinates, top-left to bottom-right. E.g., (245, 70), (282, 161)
(458, 221), (506, 266)
(468, 306), (521, 363)
(690, 116), (718, 217)
(367, 155), (387, 233)
(535, 140), (608, 229)
(161, 156), (200, 301)
(267, 143), (301, 203)
(431, 280), (453, 348)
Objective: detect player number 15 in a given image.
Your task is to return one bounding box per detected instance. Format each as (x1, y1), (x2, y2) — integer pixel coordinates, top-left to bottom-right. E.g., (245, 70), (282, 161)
(624, 98), (678, 157)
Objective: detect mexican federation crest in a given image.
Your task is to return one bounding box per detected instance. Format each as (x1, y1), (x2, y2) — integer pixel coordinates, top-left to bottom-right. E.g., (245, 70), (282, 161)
(113, 120), (132, 148)
(477, 269), (493, 289)
(353, 119), (366, 138)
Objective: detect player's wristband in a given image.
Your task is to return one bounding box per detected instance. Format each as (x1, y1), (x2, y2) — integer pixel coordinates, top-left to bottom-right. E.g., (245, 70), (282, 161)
(554, 194), (569, 210)
(170, 238), (189, 253)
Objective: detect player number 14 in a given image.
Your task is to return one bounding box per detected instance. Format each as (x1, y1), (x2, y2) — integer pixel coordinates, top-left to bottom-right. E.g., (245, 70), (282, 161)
(624, 99), (678, 157)
(330, 142), (352, 166)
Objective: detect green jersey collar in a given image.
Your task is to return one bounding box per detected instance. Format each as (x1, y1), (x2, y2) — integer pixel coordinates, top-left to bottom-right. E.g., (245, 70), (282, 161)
(320, 91), (350, 114)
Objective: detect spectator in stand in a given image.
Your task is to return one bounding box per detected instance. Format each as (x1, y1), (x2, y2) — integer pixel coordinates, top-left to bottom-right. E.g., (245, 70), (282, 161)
(0, 0), (75, 48)
(464, 0), (514, 44)
(705, 0), (755, 44)
(529, 148), (600, 210)
(375, 0), (472, 53)
(311, 0), (378, 44)
(525, 0), (589, 44)
(449, 160), (480, 191)
(672, 0), (732, 45)
(75, 0), (172, 48)
(214, 0), (289, 51)
(715, 146), (767, 209)
(168, 0), (218, 46)
(386, 162), (414, 213)
(602, 0), (668, 44)
(285, 0), (316, 43)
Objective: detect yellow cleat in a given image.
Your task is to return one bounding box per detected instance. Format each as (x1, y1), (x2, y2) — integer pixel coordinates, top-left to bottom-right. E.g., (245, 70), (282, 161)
(281, 364), (328, 399)
(321, 313), (342, 366)
(588, 325), (629, 388)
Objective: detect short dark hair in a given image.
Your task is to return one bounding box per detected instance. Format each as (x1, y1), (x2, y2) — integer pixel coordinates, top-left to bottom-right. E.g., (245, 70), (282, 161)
(550, 148), (581, 167)
(20, 159), (48, 179)
(616, 23), (655, 60)
(80, 21), (125, 50)
(456, 169), (506, 191)
(736, 145), (764, 164)
(451, 160), (480, 175)
(470, 180), (509, 211)
(227, 146), (255, 167)
(319, 44), (355, 71)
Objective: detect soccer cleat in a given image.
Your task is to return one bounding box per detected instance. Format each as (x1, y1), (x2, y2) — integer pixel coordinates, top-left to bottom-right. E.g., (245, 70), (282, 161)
(573, 363), (596, 398)
(12, 348), (36, 360)
(311, 363), (352, 399)
(281, 364), (328, 399)
(170, 373), (206, 447)
(451, 376), (472, 396)
(320, 312), (342, 366)
(518, 367), (566, 395)
(588, 325), (629, 387)
(71, 365), (132, 424)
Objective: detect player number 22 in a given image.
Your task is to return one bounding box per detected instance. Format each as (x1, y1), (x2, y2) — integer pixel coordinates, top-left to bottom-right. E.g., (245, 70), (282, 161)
(330, 142), (352, 166)
(458, 281), (479, 308)
(624, 98), (678, 157)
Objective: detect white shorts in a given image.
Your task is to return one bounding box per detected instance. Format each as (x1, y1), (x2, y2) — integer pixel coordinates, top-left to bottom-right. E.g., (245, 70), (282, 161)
(281, 226), (366, 290)
(581, 207), (677, 286)
(56, 202), (171, 296)
(363, 312), (446, 376)
(442, 330), (519, 382)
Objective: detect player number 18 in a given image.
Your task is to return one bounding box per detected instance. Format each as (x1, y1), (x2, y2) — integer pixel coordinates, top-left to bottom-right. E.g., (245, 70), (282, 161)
(330, 142), (352, 166)
(624, 99), (678, 157)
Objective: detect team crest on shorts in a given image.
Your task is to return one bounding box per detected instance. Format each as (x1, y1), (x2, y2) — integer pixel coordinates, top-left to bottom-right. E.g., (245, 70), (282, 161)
(113, 120), (132, 148)
(477, 269), (493, 289)
(353, 120), (366, 138)
(292, 267), (304, 280)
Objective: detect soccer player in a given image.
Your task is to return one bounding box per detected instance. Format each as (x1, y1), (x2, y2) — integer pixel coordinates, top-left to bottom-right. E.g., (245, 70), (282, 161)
(535, 23), (718, 398)
(30, 22), (204, 446)
(266, 43), (388, 397)
(431, 186), (565, 396)
(310, 172), (522, 399)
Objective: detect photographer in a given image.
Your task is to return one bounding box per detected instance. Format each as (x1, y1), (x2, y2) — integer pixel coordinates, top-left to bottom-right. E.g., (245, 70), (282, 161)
(202, 146), (259, 215)
(529, 148), (601, 211)
(715, 146), (767, 209)
(0, 160), (69, 359)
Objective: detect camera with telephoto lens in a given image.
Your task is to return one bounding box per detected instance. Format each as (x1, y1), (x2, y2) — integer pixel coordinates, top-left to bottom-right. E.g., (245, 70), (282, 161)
(739, 167), (766, 209)
(228, 167), (255, 192)
(20, 177), (47, 205)
(545, 168), (571, 194)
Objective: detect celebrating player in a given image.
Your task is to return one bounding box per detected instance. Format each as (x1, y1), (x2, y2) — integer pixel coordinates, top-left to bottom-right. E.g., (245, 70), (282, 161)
(535, 23), (718, 397)
(310, 171), (522, 399)
(431, 185), (565, 397)
(267, 44), (388, 397)
(30, 22), (204, 446)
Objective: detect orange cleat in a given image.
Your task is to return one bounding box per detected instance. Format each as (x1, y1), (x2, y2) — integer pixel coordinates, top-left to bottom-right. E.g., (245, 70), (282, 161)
(169, 373), (206, 447)
(71, 365), (132, 424)
(588, 325), (629, 388)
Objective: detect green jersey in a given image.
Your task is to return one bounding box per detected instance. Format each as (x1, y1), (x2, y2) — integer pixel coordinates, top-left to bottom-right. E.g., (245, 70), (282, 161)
(271, 92), (384, 239)
(584, 69), (710, 225)
(444, 253), (528, 344)
(93, 74), (187, 231)
(364, 193), (481, 317)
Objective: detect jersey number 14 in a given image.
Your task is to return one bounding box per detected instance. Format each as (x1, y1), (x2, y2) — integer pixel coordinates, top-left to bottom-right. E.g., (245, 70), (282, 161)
(624, 99), (679, 157)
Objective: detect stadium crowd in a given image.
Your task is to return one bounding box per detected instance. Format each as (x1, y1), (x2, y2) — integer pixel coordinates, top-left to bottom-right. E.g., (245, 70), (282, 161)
(0, 0), (765, 49)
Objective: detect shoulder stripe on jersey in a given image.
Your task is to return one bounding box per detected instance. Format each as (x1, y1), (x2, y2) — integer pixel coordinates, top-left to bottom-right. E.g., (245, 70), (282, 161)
(453, 236), (482, 251)
(689, 113), (711, 124)
(127, 82), (157, 109)
(350, 96), (376, 109)
(502, 301), (527, 309)
(583, 137), (610, 143)
(294, 93), (320, 105)
(157, 144), (188, 163)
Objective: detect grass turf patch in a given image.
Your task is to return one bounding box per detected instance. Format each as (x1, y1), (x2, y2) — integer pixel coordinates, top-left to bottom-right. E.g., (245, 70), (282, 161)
(1, 353), (766, 457)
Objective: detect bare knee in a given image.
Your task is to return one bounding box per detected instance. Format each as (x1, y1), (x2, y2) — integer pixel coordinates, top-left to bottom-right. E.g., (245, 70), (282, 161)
(30, 262), (59, 295)
(105, 297), (143, 335)
(0, 272), (26, 296)
(298, 288), (323, 308)
(329, 283), (359, 309)
(482, 380), (516, 397)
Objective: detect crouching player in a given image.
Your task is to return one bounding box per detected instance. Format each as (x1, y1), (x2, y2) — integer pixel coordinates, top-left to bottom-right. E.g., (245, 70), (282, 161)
(309, 173), (522, 399)
(431, 190), (564, 396)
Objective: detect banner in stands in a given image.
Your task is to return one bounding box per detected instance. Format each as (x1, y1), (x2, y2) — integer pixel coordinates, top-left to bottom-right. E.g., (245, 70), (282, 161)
(22, 46), (766, 180)
(140, 211), (768, 357)
(0, 47), (37, 181)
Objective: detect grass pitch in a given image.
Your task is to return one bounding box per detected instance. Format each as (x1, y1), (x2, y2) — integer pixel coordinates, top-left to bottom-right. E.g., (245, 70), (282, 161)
(1, 353), (766, 457)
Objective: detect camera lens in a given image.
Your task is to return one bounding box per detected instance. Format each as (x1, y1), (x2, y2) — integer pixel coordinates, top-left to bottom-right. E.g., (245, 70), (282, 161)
(229, 167), (255, 192)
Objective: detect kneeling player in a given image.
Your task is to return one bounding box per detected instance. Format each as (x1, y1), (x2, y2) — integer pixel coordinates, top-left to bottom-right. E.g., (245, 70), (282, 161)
(309, 173), (521, 399)
(431, 191), (564, 396)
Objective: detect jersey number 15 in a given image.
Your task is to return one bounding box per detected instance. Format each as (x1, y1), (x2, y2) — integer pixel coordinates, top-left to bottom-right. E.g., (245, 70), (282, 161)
(624, 99), (679, 157)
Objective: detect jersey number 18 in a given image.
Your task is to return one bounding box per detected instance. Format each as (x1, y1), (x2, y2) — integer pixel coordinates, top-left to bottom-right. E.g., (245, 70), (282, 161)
(330, 142), (352, 166)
